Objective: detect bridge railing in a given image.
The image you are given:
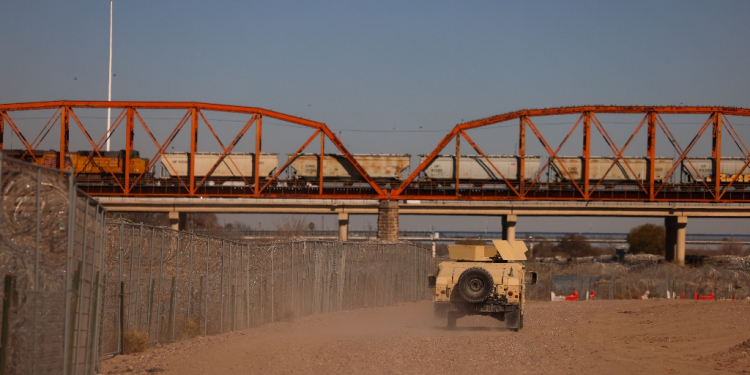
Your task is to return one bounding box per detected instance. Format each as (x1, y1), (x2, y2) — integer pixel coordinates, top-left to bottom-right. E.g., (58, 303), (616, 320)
(102, 223), (434, 354)
(0, 154), (107, 375)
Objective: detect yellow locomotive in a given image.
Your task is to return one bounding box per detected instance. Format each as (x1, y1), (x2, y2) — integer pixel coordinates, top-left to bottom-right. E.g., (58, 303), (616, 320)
(2, 149), (150, 180)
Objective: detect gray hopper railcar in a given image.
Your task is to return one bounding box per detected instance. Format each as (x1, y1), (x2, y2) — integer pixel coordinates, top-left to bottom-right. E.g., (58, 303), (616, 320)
(288, 154), (411, 181)
(551, 156), (672, 183)
(160, 152), (279, 185)
(418, 155), (542, 184)
(680, 157), (750, 184)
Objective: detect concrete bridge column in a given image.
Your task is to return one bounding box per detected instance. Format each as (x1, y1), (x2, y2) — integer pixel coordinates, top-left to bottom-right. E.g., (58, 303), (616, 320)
(169, 211), (187, 231)
(338, 212), (349, 241)
(502, 214), (517, 241)
(377, 201), (399, 241)
(665, 216), (688, 265)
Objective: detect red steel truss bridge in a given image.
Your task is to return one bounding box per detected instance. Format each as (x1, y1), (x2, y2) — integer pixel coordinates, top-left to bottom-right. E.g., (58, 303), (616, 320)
(2, 101), (750, 203)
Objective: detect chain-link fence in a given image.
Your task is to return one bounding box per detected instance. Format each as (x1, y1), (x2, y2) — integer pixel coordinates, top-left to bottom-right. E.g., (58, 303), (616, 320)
(102, 223), (434, 354)
(0, 154), (106, 375)
(526, 260), (750, 301)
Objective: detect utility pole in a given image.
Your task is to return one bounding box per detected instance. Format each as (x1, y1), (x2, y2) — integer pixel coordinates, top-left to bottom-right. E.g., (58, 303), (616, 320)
(106, 1), (113, 151)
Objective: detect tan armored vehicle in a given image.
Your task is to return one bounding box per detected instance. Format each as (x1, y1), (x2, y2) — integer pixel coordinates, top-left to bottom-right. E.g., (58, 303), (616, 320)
(428, 240), (536, 331)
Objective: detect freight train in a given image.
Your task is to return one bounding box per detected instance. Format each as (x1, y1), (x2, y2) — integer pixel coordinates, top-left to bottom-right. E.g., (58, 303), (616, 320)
(3, 149), (748, 188)
(1, 149), (150, 182)
(159, 152), (278, 186)
(287, 153), (410, 185)
(417, 155), (541, 187)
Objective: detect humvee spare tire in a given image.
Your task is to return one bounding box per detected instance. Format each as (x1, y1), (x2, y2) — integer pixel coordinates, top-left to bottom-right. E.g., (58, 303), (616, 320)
(457, 267), (494, 303)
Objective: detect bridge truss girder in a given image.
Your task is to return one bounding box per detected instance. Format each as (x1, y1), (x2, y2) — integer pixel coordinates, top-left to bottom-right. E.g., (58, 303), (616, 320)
(395, 106), (750, 203)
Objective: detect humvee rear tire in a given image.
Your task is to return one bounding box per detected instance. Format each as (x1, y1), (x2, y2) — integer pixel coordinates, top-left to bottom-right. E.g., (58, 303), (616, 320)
(457, 267), (494, 303)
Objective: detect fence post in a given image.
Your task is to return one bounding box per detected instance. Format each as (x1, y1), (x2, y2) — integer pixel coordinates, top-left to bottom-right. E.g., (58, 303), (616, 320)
(362, 245), (368, 308)
(147, 279), (155, 335)
(119, 282), (125, 355)
(66, 263), (82, 375)
(0, 275), (14, 375)
(197, 276), (203, 333)
(187, 233), (194, 321)
(259, 245), (263, 326)
(134, 223), (143, 330)
(245, 245), (250, 329)
(147, 228), (155, 338)
(231, 285), (236, 331)
(62, 168), (76, 375)
(220, 240), (225, 332)
(155, 229), (165, 343)
(85, 272), (100, 375)
(204, 239), (210, 335)
(271, 246), (276, 323)
(73, 199), (91, 375)
(169, 277), (176, 342)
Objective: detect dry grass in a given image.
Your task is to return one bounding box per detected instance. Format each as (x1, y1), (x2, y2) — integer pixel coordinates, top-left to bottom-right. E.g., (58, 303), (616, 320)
(183, 317), (202, 339)
(124, 329), (151, 354)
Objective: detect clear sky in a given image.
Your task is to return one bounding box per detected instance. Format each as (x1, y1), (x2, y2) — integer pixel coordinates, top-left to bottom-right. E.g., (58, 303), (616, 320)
(2, 1), (750, 234)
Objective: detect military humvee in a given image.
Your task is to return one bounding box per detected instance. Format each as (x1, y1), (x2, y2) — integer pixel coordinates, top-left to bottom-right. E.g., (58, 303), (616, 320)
(428, 240), (536, 331)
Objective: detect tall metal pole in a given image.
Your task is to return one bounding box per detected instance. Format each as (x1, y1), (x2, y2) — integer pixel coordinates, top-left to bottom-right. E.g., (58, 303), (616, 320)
(712, 112), (723, 198)
(647, 112), (656, 201)
(582, 112), (591, 199)
(106, 0), (113, 152)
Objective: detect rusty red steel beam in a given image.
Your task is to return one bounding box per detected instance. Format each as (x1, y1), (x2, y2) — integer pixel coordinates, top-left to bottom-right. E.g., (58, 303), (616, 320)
(724, 116), (750, 158)
(460, 130), (521, 198)
(259, 129), (320, 193)
(130, 109), (191, 191)
(394, 129), (459, 196)
(197, 111), (256, 190)
(712, 113), (722, 200)
(0, 100), (385, 198)
(316, 125), (386, 197)
(587, 113), (649, 195)
(525, 117), (586, 198)
(455, 105), (750, 130)
(6, 102), (750, 202)
(254, 115), (262, 196)
(77, 185), (750, 203)
(723, 116), (749, 158)
(2, 112), (36, 156)
(647, 112), (656, 200)
(582, 112), (591, 199)
(68, 109), (126, 192)
(522, 115), (583, 195)
(20, 108), (60, 160)
(73, 109), (127, 176)
(0, 101), (327, 128)
(518, 116), (526, 195)
(0, 111), (3, 151)
(654, 114), (715, 197)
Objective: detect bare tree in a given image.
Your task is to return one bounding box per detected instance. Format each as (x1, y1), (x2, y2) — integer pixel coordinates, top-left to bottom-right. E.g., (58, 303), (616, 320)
(718, 239), (747, 256)
(273, 215), (308, 239)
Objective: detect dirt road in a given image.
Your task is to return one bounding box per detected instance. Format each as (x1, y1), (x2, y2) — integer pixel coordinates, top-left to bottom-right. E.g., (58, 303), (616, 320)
(102, 300), (750, 374)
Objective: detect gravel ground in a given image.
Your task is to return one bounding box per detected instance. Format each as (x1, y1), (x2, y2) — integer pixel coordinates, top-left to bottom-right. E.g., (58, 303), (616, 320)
(101, 299), (750, 374)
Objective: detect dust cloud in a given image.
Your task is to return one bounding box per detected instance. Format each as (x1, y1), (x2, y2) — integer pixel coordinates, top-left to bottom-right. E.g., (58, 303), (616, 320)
(102, 299), (750, 374)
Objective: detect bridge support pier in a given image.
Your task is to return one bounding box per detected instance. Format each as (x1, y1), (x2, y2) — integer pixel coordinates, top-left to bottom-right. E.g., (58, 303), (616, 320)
(665, 216), (688, 265)
(338, 212), (349, 241)
(502, 215), (517, 241)
(377, 201), (399, 241)
(169, 211), (187, 231)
